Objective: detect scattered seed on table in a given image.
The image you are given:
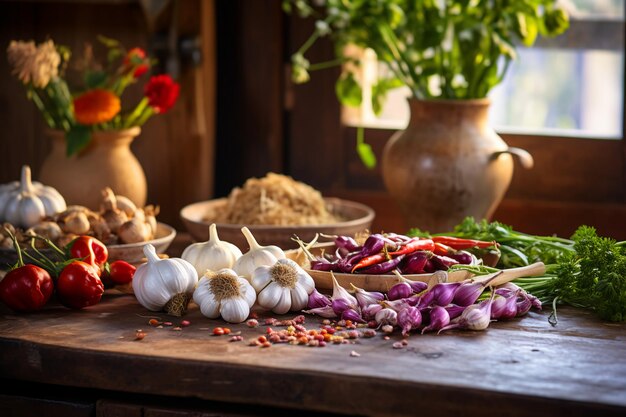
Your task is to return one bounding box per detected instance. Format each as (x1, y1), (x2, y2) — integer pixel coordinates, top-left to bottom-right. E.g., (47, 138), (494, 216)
(229, 336), (243, 342)
(172, 327), (182, 331)
(148, 319), (160, 326)
(163, 322), (173, 326)
(350, 350), (361, 357)
(213, 327), (225, 336)
(180, 320), (191, 327)
(247, 319), (259, 328)
(134, 330), (146, 340)
(393, 342), (404, 349)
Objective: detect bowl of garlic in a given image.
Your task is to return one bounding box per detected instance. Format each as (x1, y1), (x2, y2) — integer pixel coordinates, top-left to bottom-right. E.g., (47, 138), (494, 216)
(0, 185), (175, 267)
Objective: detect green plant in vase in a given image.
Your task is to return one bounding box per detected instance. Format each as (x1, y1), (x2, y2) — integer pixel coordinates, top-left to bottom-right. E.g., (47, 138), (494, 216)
(285, 0), (570, 167)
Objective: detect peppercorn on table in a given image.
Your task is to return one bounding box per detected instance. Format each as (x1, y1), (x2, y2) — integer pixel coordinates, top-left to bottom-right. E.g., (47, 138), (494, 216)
(0, 234), (625, 417)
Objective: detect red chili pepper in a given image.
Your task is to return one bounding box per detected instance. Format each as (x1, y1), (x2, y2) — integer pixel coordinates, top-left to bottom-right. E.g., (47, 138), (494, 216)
(433, 242), (454, 256)
(387, 238), (435, 256)
(0, 264), (54, 312)
(56, 261), (104, 309)
(68, 236), (109, 273)
(106, 260), (136, 285)
(351, 253), (387, 273)
(431, 236), (497, 249)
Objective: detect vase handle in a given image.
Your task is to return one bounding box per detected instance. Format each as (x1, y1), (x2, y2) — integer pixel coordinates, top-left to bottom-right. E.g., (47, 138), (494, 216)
(491, 147), (534, 169)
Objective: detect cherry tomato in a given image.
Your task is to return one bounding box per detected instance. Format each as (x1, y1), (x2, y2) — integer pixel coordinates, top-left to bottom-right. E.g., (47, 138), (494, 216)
(106, 260), (136, 285)
(0, 264), (54, 312)
(68, 236), (108, 275)
(56, 261), (104, 309)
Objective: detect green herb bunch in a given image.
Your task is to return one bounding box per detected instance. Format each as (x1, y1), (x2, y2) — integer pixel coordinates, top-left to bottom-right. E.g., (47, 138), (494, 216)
(285, 0), (569, 103)
(411, 217), (626, 323)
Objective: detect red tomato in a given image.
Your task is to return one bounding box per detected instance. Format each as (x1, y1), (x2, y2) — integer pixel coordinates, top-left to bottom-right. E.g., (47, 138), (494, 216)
(56, 261), (104, 309)
(0, 264), (54, 312)
(107, 260), (136, 285)
(69, 236), (109, 274)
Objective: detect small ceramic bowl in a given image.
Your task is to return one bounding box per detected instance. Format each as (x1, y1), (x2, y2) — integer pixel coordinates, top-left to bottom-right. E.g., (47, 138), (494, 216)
(107, 222), (177, 264)
(180, 197), (375, 250)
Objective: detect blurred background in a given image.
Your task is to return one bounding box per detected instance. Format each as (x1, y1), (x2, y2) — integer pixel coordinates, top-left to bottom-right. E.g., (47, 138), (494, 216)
(0, 0), (624, 239)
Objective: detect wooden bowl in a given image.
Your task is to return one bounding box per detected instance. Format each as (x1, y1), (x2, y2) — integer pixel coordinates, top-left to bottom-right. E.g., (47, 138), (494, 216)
(179, 197), (375, 251)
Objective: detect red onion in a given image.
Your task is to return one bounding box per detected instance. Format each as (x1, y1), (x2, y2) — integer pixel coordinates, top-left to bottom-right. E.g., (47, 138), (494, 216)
(491, 292), (518, 320)
(419, 282), (463, 307)
(375, 308), (398, 326)
(421, 306), (450, 334)
(453, 273), (500, 307)
(350, 283), (385, 309)
(342, 308), (366, 323)
(362, 303), (383, 320)
(387, 282), (413, 301)
(307, 288), (331, 309)
(440, 291), (496, 333)
(444, 304), (466, 320)
(398, 306), (422, 336)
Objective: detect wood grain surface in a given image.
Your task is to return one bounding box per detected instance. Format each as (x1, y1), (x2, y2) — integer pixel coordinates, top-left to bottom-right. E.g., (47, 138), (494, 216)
(1, 289), (625, 417)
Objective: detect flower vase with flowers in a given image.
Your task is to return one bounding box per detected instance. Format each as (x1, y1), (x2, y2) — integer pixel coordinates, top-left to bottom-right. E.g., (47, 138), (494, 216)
(6, 36), (180, 209)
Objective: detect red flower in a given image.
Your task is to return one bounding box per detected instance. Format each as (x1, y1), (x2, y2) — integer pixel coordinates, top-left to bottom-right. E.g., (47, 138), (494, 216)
(144, 74), (180, 113)
(124, 47), (149, 78)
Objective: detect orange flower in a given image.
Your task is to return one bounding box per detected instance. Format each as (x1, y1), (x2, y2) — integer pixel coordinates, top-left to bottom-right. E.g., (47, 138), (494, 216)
(73, 89), (120, 125)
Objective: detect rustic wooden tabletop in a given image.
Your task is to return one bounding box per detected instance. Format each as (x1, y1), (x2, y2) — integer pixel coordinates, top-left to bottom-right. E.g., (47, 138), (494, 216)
(0, 286), (625, 417)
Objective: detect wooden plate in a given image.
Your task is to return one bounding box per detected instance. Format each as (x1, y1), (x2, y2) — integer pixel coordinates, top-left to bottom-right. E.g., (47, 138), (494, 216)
(286, 242), (546, 292)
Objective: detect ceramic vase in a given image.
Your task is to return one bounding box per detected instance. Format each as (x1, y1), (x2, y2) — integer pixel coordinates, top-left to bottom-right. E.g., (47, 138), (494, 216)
(39, 127), (147, 210)
(381, 99), (533, 233)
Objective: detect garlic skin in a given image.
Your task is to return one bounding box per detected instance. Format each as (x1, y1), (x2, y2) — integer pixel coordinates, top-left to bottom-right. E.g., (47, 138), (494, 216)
(132, 244), (198, 316)
(193, 268), (256, 323)
(252, 258), (315, 314)
(182, 223), (242, 277)
(233, 226), (285, 281)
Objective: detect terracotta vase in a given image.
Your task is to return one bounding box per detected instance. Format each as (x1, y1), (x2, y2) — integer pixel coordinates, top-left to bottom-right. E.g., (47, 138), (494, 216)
(39, 127), (147, 210)
(381, 99), (533, 233)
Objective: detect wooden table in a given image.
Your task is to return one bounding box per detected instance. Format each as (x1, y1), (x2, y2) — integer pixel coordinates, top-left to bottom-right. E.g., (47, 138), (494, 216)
(1, 235), (625, 417)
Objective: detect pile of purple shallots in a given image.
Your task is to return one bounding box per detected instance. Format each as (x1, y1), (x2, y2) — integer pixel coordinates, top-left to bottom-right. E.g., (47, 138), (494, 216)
(304, 272), (542, 336)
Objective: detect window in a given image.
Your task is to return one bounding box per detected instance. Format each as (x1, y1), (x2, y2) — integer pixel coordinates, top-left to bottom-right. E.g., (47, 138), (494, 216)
(342, 0), (625, 139)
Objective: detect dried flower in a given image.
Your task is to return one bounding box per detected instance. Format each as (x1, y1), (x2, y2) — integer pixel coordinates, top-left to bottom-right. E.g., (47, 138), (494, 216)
(145, 74), (180, 114)
(7, 40), (60, 88)
(73, 89), (121, 125)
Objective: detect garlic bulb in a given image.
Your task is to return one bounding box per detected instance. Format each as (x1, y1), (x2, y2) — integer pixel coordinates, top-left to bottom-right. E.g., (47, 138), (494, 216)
(182, 223), (242, 277)
(252, 258), (315, 314)
(132, 244), (198, 316)
(233, 226), (285, 281)
(193, 268), (256, 323)
(0, 165), (66, 228)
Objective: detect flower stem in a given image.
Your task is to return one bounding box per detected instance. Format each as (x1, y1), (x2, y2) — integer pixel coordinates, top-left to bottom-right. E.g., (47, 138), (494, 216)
(123, 97), (148, 128)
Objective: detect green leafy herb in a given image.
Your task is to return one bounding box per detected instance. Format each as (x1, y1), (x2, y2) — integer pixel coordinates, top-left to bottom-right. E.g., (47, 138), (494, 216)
(411, 217), (626, 323)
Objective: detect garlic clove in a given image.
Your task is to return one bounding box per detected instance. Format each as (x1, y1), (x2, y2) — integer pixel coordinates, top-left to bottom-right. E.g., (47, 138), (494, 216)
(195, 283), (221, 319)
(239, 278), (257, 307)
(251, 265), (272, 292)
(257, 281), (282, 311)
(295, 268), (315, 294)
(290, 284), (309, 312)
(220, 297), (251, 323)
(273, 286), (292, 315)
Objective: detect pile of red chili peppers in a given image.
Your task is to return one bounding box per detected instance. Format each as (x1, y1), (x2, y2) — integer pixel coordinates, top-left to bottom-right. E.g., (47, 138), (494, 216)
(0, 229), (136, 312)
(310, 233), (498, 275)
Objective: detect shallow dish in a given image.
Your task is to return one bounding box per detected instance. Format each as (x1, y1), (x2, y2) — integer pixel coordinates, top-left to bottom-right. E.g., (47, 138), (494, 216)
(180, 197), (375, 250)
(107, 222), (176, 264)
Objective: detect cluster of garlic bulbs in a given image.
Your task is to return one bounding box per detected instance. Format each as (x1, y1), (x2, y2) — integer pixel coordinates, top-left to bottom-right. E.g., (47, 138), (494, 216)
(133, 224), (316, 323)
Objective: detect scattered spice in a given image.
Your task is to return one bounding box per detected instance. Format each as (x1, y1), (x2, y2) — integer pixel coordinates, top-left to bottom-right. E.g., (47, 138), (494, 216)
(148, 318), (160, 326)
(392, 342), (404, 349)
(229, 335), (243, 342)
(350, 350), (361, 357)
(134, 330), (146, 340)
(180, 320), (191, 327)
(247, 319), (259, 328)
(213, 327), (226, 336)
